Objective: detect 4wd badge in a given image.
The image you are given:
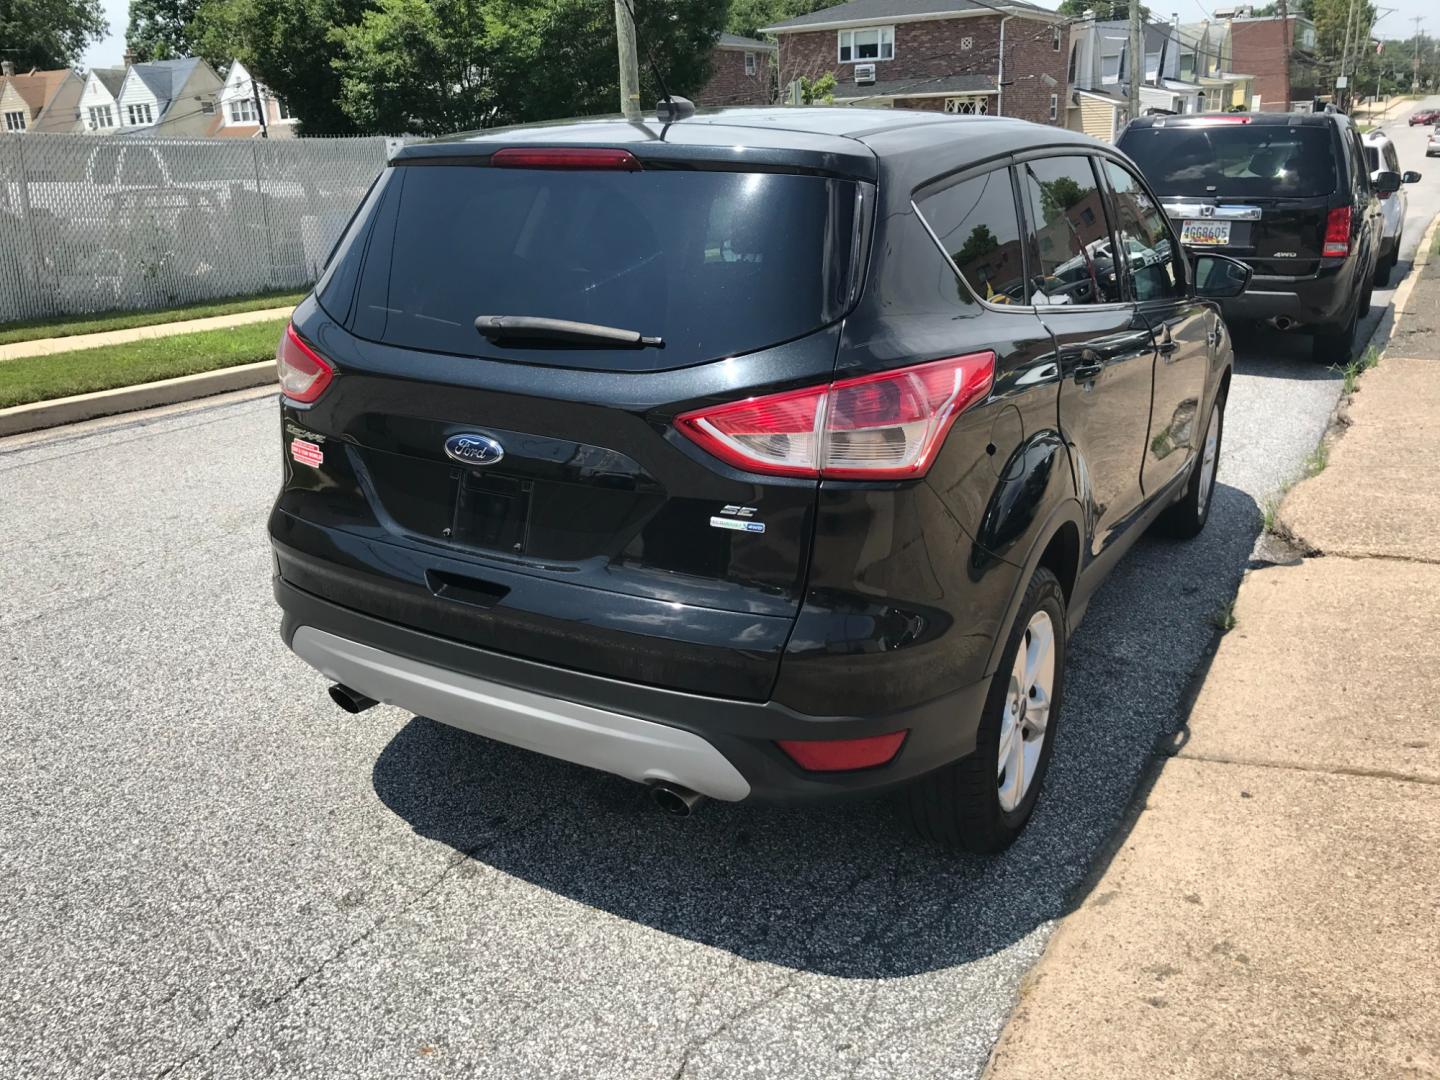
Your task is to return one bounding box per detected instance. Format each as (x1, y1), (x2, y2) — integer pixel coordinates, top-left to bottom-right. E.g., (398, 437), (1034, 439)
(709, 504), (765, 534)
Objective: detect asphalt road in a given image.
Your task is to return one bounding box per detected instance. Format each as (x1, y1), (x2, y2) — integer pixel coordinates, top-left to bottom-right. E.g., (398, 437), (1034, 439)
(2, 101), (1437, 1080)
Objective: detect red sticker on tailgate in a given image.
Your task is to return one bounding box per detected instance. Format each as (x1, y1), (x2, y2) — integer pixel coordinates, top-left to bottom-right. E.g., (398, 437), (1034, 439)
(290, 438), (324, 468)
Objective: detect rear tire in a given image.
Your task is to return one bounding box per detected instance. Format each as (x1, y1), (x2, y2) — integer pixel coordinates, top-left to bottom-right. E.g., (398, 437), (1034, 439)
(1357, 278), (1374, 319)
(1313, 295), (1359, 365)
(1153, 393), (1224, 539)
(906, 568), (1066, 853)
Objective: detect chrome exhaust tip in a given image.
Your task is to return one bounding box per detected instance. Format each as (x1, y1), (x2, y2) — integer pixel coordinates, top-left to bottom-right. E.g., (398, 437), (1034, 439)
(328, 683), (378, 714)
(650, 782), (704, 817)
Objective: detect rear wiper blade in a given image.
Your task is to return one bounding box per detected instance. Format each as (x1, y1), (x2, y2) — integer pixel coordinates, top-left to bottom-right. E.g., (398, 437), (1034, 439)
(474, 315), (663, 349)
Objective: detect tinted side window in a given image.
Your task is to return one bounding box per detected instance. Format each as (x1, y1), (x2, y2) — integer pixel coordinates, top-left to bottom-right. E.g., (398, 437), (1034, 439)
(916, 168), (1027, 305)
(1348, 130), (1369, 194)
(1103, 160), (1183, 302)
(1384, 143), (1400, 172)
(1019, 156), (1122, 306)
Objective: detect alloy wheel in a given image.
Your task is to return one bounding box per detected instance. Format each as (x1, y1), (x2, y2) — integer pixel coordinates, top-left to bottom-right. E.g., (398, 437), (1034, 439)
(1196, 404), (1220, 519)
(997, 610), (1056, 812)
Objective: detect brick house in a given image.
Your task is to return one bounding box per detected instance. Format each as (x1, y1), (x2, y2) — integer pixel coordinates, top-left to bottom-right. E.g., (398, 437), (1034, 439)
(1226, 12), (1318, 111)
(696, 33), (778, 107)
(760, 0), (1068, 126)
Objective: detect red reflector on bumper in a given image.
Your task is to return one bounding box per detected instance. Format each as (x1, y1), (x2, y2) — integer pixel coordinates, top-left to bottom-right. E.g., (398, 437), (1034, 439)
(777, 731), (908, 772)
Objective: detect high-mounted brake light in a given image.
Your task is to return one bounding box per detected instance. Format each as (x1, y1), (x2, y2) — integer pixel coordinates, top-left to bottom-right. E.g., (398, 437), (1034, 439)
(675, 352), (995, 480)
(276, 322), (335, 404)
(491, 147), (641, 171)
(1323, 206), (1352, 258)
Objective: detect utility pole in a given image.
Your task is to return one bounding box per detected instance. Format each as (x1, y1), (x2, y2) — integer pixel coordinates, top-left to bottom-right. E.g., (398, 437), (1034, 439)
(1127, 0), (1142, 121)
(614, 0), (642, 121)
(251, 78), (269, 139)
(1276, 0), (1291, 109)
(1338, 0), (1358, 110)
(1414, 17), (1426, 93)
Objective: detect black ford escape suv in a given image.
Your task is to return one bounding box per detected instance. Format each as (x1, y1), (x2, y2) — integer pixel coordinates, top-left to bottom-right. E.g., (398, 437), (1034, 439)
(269, 108), (1247, 852)
(1118, 111), (1408, 364)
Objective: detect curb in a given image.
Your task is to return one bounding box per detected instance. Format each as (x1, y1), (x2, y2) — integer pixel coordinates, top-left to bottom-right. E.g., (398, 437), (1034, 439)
(0, 361), (276, 438)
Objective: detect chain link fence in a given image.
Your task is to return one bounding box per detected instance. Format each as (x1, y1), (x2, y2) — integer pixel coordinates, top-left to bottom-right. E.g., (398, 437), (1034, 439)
(0, 133), (389, 324)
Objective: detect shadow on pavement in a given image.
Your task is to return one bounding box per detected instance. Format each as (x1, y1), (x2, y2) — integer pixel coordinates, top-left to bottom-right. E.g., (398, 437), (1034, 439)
(371, 482), (1262, 979)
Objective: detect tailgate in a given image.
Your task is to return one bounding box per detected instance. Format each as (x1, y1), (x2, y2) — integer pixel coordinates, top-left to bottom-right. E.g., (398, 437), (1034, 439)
(1163, 196), (1332, 276)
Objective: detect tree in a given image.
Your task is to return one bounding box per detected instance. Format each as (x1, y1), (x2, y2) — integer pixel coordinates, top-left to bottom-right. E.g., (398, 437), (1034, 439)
(331, 0), (495, 134)
(1055, 0), (1147, 21)
(125, 0), (201, 61)
(192, 0), (368, 133)
(796, 71), (834, 104)
(483, 0), (727, 127)
(956, 224), (999, 265)
(0, 0), (106, 69)
(726, 0), (831, 41)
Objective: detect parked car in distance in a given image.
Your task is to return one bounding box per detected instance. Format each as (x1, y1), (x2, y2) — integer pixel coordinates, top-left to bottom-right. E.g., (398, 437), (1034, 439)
(1409, 109), (1438, 126)
(1118, 111), (1404, 364)
(1429, 129), (1440, 158)
(1363, 129), (1421, 285)
(269, 108), (1246, 853)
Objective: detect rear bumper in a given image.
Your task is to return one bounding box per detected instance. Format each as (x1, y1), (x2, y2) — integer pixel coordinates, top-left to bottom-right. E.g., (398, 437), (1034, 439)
(1217, 262), (1355, 328)
(276, 577), (992, 803)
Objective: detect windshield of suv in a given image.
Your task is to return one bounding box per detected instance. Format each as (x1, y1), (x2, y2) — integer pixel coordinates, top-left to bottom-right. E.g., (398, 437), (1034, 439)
(1119, 124), (1338, 198)
(334, 163), (859, 372)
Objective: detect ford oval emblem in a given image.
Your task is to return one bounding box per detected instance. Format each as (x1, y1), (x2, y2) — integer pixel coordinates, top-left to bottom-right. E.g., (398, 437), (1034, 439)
(444, 432), (505, 467)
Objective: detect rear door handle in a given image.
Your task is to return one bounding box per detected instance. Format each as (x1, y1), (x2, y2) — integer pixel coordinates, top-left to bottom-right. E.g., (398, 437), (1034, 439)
(1072, 359), (1104, 382)
(1157, 337), (1180, 360)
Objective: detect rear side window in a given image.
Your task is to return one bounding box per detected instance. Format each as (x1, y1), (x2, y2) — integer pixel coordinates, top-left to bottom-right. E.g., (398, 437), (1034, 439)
(1119, 124), (1339, 198)
(1019, 156), (1122, 306)
(1363, 145), (1380, 172)
(916, 169), (1027, 305)
(343, 163), (858, 371)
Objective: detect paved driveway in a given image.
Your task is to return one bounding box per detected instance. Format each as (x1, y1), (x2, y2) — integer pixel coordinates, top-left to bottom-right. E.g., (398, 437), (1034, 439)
(2, 101), (1436, 1079)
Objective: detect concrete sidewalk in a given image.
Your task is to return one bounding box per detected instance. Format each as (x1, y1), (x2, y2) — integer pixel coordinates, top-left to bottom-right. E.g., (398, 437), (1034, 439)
(1353, 93), (1422, 126)
(985, 262), (1440, 1077)
(0, 305), (294, 363)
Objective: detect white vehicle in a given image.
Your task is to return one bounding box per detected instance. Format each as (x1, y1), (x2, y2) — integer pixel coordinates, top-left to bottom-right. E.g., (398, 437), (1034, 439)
(1428, 128), (1440, 158)
(1362, 129), (1417, 286)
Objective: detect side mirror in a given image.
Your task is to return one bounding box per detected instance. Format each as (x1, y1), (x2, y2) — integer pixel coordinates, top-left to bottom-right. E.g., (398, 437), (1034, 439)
(1374, 170), (1402, 194)
(1403, 170), (1423, 184)
(1193, 253), (1251, 299)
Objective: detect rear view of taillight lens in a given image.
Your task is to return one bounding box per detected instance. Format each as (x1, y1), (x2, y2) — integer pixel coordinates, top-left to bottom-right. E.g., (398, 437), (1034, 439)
(276, 322), (335, 404)
(1323, 207), (1352, 258)
(675, 352), (995, 480)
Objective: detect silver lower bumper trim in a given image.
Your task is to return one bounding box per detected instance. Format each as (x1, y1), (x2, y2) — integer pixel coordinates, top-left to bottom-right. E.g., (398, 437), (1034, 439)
(290, 626), (751, 801)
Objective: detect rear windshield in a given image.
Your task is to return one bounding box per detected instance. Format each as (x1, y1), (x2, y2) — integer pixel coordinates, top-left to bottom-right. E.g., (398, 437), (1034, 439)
(1118, 124), (1338, 198)
(330, 162), (858, 371)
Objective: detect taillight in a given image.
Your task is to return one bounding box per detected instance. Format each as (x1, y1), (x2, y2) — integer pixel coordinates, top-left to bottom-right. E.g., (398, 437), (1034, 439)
(777, 731), (908, 772)
(1323, 207), (1351, 258)
(276, 322), (335, 404)
(491, 147), (641, 171)
(675, 352), (995, 480)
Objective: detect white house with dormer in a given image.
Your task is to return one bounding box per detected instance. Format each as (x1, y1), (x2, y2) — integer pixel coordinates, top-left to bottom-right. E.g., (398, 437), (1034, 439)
(113, 57), (223, 135)
(78, 67), (126, 133)
(212, 60), (296, 138)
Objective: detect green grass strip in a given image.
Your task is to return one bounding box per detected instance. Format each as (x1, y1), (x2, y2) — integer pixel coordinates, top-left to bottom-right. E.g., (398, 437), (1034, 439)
(0, 291), (304, 347)
(0, 318), (288, 408)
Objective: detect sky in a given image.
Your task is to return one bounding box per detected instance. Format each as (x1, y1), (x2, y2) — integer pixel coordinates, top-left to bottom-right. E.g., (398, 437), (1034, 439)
(79, 0), (1438, 72)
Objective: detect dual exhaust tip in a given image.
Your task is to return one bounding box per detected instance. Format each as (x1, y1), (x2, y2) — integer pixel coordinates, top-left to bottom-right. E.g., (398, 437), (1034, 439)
(327, 683), (706, 816)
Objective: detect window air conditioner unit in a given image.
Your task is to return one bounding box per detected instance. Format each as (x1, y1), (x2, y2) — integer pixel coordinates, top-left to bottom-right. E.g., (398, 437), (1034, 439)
(854, 63), (876, 85)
